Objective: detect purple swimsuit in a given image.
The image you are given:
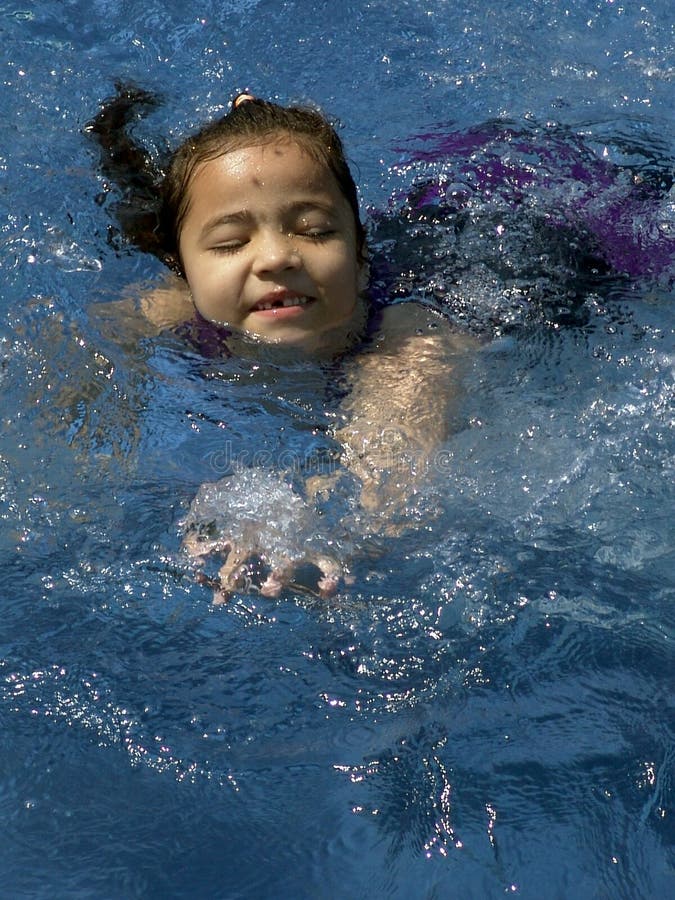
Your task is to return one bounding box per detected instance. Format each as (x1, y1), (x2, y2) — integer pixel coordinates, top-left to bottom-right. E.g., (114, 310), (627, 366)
(390, 122), (673, 285)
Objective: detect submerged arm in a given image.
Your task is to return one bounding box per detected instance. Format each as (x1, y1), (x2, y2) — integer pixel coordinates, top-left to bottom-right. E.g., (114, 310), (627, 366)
(330, 302), (476, 533)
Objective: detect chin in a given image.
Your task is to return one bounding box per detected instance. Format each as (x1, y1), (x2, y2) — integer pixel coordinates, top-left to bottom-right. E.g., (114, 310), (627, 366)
(245, 300), (367, 353)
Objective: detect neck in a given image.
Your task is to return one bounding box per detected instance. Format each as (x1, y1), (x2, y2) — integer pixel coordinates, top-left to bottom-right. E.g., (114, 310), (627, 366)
(292, 295), (370, 358)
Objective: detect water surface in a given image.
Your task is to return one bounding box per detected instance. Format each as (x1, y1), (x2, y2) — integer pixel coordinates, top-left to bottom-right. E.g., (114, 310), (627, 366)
(0, 1), (673, 897)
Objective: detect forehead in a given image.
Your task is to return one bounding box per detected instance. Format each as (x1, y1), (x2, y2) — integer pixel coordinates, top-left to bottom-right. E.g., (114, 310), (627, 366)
(188, 139), (340, 202)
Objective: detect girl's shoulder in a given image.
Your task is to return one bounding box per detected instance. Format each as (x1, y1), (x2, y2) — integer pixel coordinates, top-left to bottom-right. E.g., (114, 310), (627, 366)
(137, 274), (193, 331)
(370, 300), (479, 357)
(91, 273), (193, 344)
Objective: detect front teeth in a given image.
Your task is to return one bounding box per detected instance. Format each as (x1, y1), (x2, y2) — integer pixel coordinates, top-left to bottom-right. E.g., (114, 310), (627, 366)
(256, 296), (311, 311)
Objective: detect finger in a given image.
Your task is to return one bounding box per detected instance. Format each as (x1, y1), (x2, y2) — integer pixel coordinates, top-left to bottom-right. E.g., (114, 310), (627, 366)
(183, 531), (232, 560)
(313, 555), (344, 598)
(218, 544), (252, 593)
(212, 586), (231, 606)
(259, 560), (295, 598)
(317, 574), (339, 597)
(193, 569), (232, 606)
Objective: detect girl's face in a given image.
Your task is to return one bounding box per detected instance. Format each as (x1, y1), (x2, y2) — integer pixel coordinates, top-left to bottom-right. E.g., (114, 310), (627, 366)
(178, 138), (366, 348)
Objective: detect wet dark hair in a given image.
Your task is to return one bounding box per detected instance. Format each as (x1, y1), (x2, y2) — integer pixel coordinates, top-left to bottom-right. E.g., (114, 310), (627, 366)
(86, 83), (366, 275)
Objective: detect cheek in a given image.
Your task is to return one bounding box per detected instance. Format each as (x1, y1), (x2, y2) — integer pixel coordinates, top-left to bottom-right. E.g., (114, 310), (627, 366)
(185, 255), (233, 293)
(177, 242), (199, 288)
(327, 245), (361, 286)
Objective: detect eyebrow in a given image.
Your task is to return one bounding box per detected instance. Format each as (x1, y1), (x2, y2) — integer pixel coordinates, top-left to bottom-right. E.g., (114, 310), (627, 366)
(199, 211), (249, 239)
(198, 199), (340, 240)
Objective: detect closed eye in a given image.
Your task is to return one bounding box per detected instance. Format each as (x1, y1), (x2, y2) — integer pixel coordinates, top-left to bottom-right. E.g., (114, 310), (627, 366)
(298, 228), (335, 241)
(210, 240), (247, 254)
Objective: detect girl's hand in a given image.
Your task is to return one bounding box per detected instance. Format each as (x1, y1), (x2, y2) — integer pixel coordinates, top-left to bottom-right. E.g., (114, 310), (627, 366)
(181, 471), (348, 604)
(184, 530), (344, 604)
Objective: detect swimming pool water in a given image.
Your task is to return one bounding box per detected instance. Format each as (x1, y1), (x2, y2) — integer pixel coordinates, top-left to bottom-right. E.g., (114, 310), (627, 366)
(1, 1), (673, 897)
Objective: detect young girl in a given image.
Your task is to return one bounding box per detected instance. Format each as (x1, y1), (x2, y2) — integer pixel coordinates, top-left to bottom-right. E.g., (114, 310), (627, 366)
(88, 86), (474, 601)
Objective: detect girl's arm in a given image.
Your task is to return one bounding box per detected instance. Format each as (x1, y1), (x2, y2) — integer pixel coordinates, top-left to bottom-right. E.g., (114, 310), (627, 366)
(330, 302), (476, 533)
(92, 273), (192, 343)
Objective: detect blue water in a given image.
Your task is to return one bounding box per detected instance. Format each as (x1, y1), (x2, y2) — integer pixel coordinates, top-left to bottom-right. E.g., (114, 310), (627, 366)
(1, 1), (673, 897)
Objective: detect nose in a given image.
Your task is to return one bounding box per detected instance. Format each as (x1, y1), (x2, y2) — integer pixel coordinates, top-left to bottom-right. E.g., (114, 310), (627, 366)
(252, 229), (302, 276)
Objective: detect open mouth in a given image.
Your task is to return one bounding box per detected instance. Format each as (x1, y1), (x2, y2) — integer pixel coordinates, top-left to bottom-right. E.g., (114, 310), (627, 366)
(251, 294), (314, 312)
